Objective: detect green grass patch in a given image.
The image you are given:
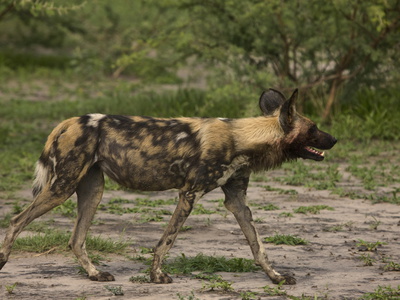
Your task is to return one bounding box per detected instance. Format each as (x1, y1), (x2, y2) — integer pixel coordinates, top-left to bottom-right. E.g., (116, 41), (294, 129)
(356, 239), (387, 252)
(11, 231), (129, 253)
(201, 275), (234, 292)
(53, 199), (77, 218)
(359, 285), (400, 300)
(293, 205), (334, 214)
(263, 185), (298, 195)
(278, 212), (294, 218)
(192, 204), (216, 215)
(164, 253), (259, 275)
(260, 203), (280, 211)
(129, 275), (151, 283)
(134, 197), (176, 207)
(264, 234), (308, 246)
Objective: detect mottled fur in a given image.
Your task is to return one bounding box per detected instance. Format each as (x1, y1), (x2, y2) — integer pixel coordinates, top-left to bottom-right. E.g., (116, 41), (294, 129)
(0, 89), (336, 285)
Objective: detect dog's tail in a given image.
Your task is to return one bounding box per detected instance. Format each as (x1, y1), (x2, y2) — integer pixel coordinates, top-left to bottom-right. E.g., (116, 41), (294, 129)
(32, 160), (50, 197)
(32, 118), (79, 197)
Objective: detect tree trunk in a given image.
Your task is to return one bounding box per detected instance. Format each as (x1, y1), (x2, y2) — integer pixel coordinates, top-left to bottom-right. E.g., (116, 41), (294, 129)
(322, 76), (341, 122)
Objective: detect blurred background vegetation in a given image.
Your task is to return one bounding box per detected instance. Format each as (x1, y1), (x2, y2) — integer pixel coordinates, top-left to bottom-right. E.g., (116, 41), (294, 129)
(0, 0), (399, 191)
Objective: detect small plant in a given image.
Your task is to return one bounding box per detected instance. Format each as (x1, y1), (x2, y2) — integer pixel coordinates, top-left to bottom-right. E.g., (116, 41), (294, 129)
(263, 185), (298, 195)
(369, 216), (381, 230)
(0, 213), (12, 228)
(104, 285), (124, 296)
(263, 281), (287, 296)
(192, 204), (216, 215)
(359, 253), (375, 266)
(139, 246), (153, 254)
(279, 212), (294, 218)
(264, 234), (308, 246)
(383, 261), (400, 271)
(53, 199), (77, 218)
(177, 291), (200, 300)
(12, 201), (24, 214)
(325, 224), (344, 232)
(139, 213), (163, 223)
(261, 203), (280, 211)
(293, 205), (334, 214)
(5, 282), (18, 294)
(129, 275), (151, 283)
(359, 285), (400, 299)
(201, 275), (233, 292)
(356, 239), (387, 251)
(324, 221), (354, 232)
(180, 225), (193, 232)
(240, 291), (259, 300)
(164, 253), (259, 275)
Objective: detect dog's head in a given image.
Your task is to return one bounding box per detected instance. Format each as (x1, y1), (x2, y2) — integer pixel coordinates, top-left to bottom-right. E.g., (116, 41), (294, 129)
(259, 88), (337, 161)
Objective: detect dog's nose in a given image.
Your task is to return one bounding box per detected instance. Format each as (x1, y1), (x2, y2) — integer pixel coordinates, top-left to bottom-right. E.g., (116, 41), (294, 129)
(332, 137), (337, 145)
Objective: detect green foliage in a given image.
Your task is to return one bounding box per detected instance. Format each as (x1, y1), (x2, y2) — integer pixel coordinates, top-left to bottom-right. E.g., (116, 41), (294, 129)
(359, 253), (376, 266)
(53, 199), (77, 218)
(279, 212), (294, 218)
(356, 239), (387, 251)
(263, 281), (287, 296)
(264, 234), (308, 246)
(264, 185), (298, 195)
(164, 253), (259, 275)
(160, 0), (400, 119)
(104, 285), (124, 296)
(192, 204), (216, 215)
(201, 276), (233, 292)
(5, 282), (17, 294)
(240, 291), (259, 300)
(293, 205), (334, 215)
(11, 231), (129, 253)
(260, 203), (280, 211)
(359, 285), (400, 300)
(383, 261), (400, 272)
(129, 275), (151, 283)
(177, 291), (200, 300)
(331, 89), (400, 141)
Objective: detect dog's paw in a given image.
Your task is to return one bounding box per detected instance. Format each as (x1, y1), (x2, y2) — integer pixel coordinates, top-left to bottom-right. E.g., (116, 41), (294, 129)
(89, 271), (115, 281)
(272, 274), (296, 285)
(150, 272), (173, 284)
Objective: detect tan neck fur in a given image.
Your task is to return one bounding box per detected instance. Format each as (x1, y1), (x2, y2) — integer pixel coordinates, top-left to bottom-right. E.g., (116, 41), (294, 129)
(231, 116), (284, 152)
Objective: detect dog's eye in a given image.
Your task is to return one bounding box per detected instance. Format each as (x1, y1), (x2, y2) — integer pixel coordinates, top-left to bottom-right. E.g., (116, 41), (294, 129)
(308, 125), (317, 134)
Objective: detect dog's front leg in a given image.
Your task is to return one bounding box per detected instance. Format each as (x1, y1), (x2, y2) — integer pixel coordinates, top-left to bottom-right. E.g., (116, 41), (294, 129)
(222, 174), (296, 285)
(150, 189), (202, 284)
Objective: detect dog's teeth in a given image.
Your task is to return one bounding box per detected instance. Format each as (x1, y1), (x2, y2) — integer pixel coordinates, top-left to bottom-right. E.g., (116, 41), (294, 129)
(321, 151), (325, 157)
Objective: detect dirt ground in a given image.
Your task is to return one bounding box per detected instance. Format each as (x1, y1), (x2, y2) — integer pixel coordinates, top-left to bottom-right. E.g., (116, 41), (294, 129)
(0, 168), (399, 300)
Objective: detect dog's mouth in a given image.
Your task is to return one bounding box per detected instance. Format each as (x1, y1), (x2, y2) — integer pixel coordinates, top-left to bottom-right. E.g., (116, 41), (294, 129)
(299, 146), (325, 161)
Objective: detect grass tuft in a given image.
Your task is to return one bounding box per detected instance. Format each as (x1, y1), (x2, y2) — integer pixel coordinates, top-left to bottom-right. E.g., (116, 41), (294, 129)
(264, 234), (309, 246)
(11, 231), (129, 253)
(164, 253), (259, 275)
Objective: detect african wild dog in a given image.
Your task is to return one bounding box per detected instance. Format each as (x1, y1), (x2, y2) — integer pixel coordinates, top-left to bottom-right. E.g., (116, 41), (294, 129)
(0, 88), (336, 285)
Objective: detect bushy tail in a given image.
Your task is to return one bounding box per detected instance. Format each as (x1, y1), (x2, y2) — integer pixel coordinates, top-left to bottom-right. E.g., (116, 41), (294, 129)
(31, 118), (75, 197)
(32, 160), (50, 197)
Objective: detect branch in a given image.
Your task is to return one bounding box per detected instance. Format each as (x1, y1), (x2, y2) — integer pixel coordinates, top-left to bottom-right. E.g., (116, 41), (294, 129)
(0, 2), (14, 22)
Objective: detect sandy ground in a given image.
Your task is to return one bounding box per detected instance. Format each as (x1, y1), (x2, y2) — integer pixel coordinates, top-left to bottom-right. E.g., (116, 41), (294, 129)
(0, 173), (399, 300)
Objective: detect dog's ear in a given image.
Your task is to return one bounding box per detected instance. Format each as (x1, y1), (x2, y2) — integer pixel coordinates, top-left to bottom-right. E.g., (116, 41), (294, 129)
(259, 89), (286, 115)
(279, 89), (298, 132)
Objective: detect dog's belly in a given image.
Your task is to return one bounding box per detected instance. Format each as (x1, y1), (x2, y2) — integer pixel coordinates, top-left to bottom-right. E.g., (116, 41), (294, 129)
(99, 159), (187, 191)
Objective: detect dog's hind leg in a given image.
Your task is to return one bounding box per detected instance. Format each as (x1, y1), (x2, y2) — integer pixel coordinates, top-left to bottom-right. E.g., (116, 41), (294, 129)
(150, 189), (202, 284)
(68, 164), (114, 281)
(222, 174), (296, 285)
(0, 185), (75, 270)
